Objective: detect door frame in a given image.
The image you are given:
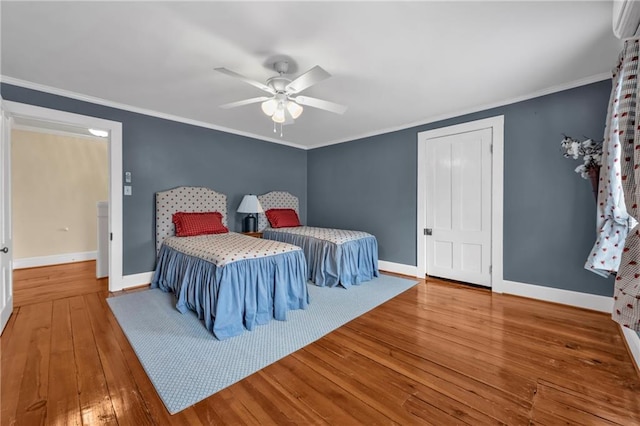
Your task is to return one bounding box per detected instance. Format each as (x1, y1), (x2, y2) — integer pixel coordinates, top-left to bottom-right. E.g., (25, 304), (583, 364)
(417, 115), (504, 292)
(1, 99), (13, 334)
(2, 100), (124, 291)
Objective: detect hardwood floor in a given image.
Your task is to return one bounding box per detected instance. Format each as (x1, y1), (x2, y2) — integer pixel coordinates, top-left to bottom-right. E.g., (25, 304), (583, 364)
(12, 261), (108, 307)
(2, 262), (640, 425)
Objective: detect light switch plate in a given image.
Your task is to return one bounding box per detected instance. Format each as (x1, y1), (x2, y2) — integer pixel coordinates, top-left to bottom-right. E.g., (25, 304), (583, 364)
(124, 185), (132, 196)
(125, 171), (132, 183)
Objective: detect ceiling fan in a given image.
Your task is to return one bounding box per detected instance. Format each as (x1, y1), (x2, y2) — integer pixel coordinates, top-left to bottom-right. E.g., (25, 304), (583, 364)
(215, 61), (347, 128)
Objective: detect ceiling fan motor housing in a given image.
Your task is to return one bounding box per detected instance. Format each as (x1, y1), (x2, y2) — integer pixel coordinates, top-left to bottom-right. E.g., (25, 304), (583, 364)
(266, 76), (291, 93)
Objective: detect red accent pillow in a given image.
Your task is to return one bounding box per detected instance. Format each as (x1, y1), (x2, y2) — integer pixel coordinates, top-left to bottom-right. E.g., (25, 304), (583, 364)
(172, 212), (228, 237)
(265, 209), (301, 228)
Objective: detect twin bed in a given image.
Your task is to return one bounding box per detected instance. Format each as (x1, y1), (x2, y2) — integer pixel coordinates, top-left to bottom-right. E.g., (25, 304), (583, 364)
(151, 186), (378, 340)
(258, 191), (378, 288)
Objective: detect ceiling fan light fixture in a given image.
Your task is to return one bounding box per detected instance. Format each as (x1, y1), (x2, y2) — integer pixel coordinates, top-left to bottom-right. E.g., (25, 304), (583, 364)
(272, 107), (286, 123)
(287, 101), (303, 119)
(261, 99), (278, 116)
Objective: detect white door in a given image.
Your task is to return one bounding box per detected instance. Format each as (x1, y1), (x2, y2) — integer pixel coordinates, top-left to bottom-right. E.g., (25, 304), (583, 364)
(425, 127), (492, 287)
(0, 105), (13, 334)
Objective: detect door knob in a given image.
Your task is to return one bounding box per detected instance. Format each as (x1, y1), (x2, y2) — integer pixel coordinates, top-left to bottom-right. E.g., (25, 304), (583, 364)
(0, 247), (8, 253)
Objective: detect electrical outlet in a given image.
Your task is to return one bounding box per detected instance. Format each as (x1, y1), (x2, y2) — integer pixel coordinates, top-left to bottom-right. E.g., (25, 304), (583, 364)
(125, 171), (132, 183)
(124, 185), (132, 196)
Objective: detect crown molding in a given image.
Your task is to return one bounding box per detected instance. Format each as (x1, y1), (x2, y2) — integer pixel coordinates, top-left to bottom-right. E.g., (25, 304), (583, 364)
(2, 72), (612, 152)
(306, 72), (613, 150)
(0, 75), (308, 150)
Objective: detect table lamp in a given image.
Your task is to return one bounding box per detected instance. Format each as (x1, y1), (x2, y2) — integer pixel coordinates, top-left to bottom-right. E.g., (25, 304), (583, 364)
(237, 194), (264, 232)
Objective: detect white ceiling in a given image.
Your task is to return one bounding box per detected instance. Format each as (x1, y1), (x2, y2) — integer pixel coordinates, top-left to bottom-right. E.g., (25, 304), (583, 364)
(0, 1), (622, 149)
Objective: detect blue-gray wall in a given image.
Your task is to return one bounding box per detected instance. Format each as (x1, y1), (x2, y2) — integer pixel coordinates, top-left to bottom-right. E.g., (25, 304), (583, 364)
(1, 83), (307, 275)
(3, 80), (616, 297)
(308, 80), (614, 297)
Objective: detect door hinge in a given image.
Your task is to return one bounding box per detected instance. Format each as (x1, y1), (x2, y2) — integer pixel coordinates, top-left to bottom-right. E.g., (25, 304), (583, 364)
(489, 265), (492, 274)
(490, 144), (493, 153)
(424, 228), (432, 236)
(110, 233), (113, 241)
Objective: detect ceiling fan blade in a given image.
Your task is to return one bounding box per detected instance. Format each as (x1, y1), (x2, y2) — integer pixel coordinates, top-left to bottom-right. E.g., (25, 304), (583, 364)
(294, 96), (348, 114)
(219, 96), (272, 109)
(214, 67), (275, 94)
(285, 65), (331, 94)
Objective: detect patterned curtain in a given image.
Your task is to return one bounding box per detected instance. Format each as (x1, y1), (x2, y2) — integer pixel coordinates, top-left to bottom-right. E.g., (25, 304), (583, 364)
(587, 39), (640, 330)
(585, 43), (635, 278)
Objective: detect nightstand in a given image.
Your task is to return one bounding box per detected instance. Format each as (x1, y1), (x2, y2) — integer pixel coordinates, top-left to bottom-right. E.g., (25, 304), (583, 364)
(242, 231), (263, 238)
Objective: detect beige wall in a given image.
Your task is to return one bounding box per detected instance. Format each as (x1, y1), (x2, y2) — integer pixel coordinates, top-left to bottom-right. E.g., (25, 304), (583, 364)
(12, 129), (108, 259)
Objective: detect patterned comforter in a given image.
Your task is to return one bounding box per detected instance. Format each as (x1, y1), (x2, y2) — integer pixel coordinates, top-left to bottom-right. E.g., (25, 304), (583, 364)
(162, 233), (300, 267)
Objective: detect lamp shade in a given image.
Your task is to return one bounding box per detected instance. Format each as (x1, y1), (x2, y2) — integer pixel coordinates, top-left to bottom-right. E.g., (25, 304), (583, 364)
(261, 99), (278, 116)
(272, 104), (286, 123)
(237, 194), (264, 214)
(287, 101), (303, 119)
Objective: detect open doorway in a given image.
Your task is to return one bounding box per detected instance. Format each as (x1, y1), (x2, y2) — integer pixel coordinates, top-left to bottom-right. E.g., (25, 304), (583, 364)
(11, 119), (109, 304)
(2, 101), (123, 297)
(12, 118), (109, 270)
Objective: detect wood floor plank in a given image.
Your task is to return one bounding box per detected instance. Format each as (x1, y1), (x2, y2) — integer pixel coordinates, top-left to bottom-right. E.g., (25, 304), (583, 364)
(192, 391), (248, 425)
(400, 393), (462, 425)
(391, 290), (624, 350)
(414, 304), (623, 360)
(3, 264), (640, 424)
(6, 304), (52, 426)
(95, 292), (197, 426)
(293, 346), (422, 425)
(361, 304), (636, 391)
(335, 325), (538, 403)
(323, 328), (534, 425)
(534, 379), (640, 424)
(239, 371), (329, 425)
(83, 292), (155, 425)
(227, 380), (288, 426)
(68, 296), (118, 425)
(391, 303), (637, 394)
(47, 299), (82, 425)
(262, 358), (388, 425)
(531, 381), (620, 425)
(13, 261), (107, 307)
(309, 336), (532, 425)
(372, 302), (632, 369)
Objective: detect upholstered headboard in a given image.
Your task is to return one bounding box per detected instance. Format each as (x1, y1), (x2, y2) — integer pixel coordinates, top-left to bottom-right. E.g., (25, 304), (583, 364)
(155, 186), (227, 253)
(257, 191), (299, 231)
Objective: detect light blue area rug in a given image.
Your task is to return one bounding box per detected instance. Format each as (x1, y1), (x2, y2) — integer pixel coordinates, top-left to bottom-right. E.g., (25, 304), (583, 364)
(107, 274), (418, 414)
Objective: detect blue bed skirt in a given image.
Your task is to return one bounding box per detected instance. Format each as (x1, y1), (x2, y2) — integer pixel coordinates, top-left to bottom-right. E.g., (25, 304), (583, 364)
(151, 245), (309, 340)
(263, 231), (379, 288)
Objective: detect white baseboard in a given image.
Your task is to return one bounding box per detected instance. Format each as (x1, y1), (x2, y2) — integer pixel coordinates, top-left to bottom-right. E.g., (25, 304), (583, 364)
(621, 326), (640, 373)
(115, 271), (154, 292)
(13, 251), (97, 269)
(502, 280), (613, 313)
(378, 260), (418, 277)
